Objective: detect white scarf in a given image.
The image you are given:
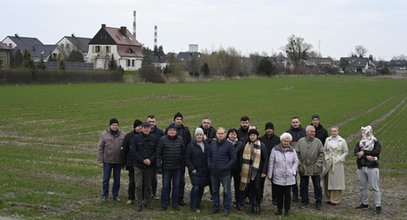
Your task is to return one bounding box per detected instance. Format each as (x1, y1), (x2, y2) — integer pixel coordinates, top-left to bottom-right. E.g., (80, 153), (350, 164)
(359, 125), (377, 151)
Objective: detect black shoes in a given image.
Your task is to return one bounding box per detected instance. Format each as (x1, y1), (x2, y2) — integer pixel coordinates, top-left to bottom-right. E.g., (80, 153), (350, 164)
(375, 206), (381, 214)
(316, 203), (322, 210)
(179, 200), (187, 206)
(355, 203), (369, 209)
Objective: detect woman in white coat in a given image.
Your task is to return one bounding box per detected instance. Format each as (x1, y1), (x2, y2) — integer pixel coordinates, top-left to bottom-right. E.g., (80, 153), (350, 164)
(322, 126), (348, 204)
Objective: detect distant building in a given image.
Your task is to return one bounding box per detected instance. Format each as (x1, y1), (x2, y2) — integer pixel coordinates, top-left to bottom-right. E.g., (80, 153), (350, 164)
(1, 35), (56, 62)
(86, 24), (143, 70)
(0, 42), (13, 68)
(339, 57), (376, 74)
(53, 35), (91, 62)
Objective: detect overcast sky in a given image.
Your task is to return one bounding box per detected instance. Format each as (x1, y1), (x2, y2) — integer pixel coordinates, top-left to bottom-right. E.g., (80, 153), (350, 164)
(1, 0), (406, 60)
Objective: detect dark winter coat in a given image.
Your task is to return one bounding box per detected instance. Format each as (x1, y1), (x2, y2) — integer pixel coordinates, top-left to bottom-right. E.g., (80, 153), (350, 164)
(208, 139), (237, 177)
(150, 126), (164, 139)
(230, 139), (244, 174)
(185, 140), (209, 177)
(259, 134), (281, 158)
(120, 130), (139, 167)
(156, 135), (185, 170)
(131, 133), (158, 169)
(168, 123), (192, 146)
(354, 141), (381, 169)
(286, 126), (306, 143)
(199, 125), (216, 142)
(237, 127), (249, 143)
(313, 124), (329, 145)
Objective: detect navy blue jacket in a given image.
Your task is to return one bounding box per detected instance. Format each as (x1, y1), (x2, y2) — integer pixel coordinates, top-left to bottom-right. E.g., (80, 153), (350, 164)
(185, 140), (209, 177)
(208, 139), (237, 176)
(259, 134), (281, 158)
(130, 133), (158, 169)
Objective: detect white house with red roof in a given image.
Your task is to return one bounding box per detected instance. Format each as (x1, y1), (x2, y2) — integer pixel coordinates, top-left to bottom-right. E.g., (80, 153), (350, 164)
(86, 24), (143, 70)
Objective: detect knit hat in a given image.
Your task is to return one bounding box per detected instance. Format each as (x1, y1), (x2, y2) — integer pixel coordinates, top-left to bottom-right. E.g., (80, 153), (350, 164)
(173, 112), (183, 121)
(311, 114), (320, 120)
(133, 119), (143, 128)
(194, 127), (204, 136)
(265, 122), (274, 130)
(248, 129), (259, 137)
(109, 118), (119, 126)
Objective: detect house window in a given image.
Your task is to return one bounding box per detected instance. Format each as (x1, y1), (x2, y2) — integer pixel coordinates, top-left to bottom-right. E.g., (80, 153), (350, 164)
(132, 60), (135, 67)
(127, 60), (131, 67)
(95, 46), (101, 53)
(106, 46), (111, 53)
(66, 44), (70, 49)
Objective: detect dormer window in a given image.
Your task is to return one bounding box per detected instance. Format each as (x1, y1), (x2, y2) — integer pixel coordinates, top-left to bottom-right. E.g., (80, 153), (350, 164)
(127, 48), (133, 53)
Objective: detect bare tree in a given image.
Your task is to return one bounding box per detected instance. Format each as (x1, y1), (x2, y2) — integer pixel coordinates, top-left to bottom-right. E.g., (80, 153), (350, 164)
(284, 35), (312, 69)
(355, 45), (368, 58)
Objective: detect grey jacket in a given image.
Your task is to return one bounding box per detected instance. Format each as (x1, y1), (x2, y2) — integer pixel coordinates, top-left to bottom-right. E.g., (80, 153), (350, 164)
(97, 129), (126, 164)
(296, 136), (325, 176)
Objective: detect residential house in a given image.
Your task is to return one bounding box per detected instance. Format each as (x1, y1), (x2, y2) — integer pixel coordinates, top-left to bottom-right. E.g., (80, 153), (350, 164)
(339, 57), (376, 74)
(1, 35), (57, 62)
(53, 35), (91, 62)
(0, 42), (12, 68)
(86, 24), (143, 70)
(388, 59), (407, 74)
(309, 57), (334, 68)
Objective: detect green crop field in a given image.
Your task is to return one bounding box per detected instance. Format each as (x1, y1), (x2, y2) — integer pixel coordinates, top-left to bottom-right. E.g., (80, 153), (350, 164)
(0, 76), (406, 219)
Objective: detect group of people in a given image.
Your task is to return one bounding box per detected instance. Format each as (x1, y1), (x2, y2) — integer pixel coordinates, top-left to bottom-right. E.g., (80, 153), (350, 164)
(97, 113), (382, 216)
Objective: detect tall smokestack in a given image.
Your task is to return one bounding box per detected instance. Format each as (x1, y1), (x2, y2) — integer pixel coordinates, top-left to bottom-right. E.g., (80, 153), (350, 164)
(154, 25), (158, 49)
(133, 11), (136, 39)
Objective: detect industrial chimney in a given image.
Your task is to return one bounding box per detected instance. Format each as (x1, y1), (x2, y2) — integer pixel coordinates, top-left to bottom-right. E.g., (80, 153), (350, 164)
(154, 25), (158, 49)
(133, 11), (136, 39)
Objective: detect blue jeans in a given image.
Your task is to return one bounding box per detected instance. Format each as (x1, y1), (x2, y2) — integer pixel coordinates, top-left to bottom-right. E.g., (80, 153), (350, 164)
(300, 175), (322, 204)
(161, 169), (181, 208)
(102, 163), (121, 199)
(211, 174), (232, 211)
(189, 176), (207, 210)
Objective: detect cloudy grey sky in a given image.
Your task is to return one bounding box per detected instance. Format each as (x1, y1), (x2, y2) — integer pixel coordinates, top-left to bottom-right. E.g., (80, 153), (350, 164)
(1, 0), (406, 60)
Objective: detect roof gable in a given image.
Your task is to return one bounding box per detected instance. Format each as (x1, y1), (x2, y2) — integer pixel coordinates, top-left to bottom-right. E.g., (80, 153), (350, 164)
(89, 25), (141, 46)
(64, 36), (91, 53)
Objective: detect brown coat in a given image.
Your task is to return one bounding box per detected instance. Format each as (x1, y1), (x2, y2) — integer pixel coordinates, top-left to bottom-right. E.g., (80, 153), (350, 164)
(97, 129), (126, 164)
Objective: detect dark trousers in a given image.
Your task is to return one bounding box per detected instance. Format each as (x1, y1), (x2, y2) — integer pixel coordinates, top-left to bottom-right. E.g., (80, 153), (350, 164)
(291, 175), (298, 199)
(152, 169), (158, 196)
(274, 184), (291, 212)
(161, 169), (181, 208)
(232, 170), (244, 206)
(179, 167), (185, 203)
(189, 175), (207, 210)
(134, 167), (154, 206)
(300, 175), (323, 204)
(127, 167), (135, 200)
(248, 177), (263, 208)
(271, 182), (277, 202)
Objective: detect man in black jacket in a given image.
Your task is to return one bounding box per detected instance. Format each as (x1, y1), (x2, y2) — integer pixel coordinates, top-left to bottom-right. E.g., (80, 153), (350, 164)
(131, 122), (158, 211)
(286, 116), (305, 202)
(168, 112), (191, 206)
(157, 124), (185, 211)
(147, 115), (164, 199)
(237, 116), (250, 142)
(199, 117), (216, 142)
(120, 119), (142, 205)
(259, 122), (280, 204)
(310, 114), (328, 145)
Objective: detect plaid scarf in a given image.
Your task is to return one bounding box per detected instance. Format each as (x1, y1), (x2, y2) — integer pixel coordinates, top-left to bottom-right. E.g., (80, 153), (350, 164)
(239, 140), (261, 191)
